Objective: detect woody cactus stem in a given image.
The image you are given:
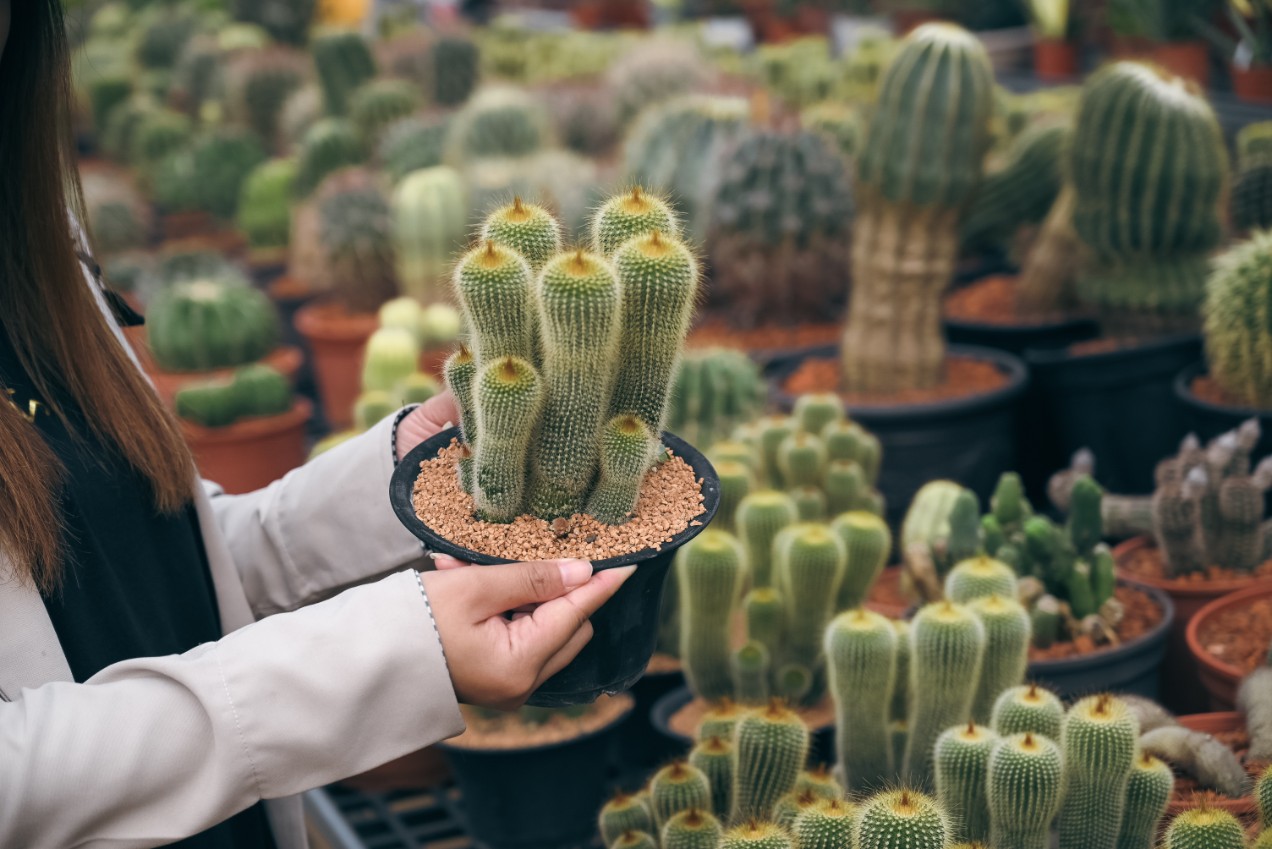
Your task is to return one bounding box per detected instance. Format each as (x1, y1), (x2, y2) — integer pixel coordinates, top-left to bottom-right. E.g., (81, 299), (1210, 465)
(841, 24), (994, 393)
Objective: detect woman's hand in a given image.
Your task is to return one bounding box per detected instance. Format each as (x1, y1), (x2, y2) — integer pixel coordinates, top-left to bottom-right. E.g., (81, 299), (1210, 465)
(421, 556), (635, 710)
(395, 392), (460, 462)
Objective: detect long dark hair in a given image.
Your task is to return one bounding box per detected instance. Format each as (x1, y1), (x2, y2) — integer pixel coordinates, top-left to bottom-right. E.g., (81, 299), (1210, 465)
(0, 0), (194, 591)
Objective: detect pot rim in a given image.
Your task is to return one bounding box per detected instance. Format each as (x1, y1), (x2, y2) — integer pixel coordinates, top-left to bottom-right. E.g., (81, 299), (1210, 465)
(1025, 332), (1201, 367)
(1113, 534), (1272, 596)
(1026, 580), (1175, 673)
(437, 696), (634, 756)
(1174, 361), (1272, 421)
(650, 684), (834, 746)
(390, 427), (720, 571)
(1185, 582), (1272, 681)
(293, 300), (380, 342)
(150, 344), (304, 381)
(178, 397), (312, 443)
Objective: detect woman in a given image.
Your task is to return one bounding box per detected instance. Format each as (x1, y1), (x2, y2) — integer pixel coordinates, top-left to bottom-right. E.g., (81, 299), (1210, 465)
(0, 3), (631, 847)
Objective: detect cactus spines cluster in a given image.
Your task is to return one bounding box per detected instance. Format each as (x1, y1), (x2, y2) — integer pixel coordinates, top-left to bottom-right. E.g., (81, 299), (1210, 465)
(935, 722), (999, 844)
(968, 595), (1030, 724)
(1070, 62), (1228, 336)
(147, 276), (279, 372)
(731, 702), (811, 822)
(987, 732), (1065, 849)
(945, 556), (1018, 605)
(481, 196), (563, 270)
(650, 762), (713, 832)
(293, 118), (364, 200)
(1116, 752), (1174, 849)
(312, 168), (398, 314)
(991, 684), (1064, 741)
(843, 24), (995, 392)
(1203, 231), (1272, 410)
(662, 808), (723, 849)
(1162, 808), (1249, 849)
(391, 166), (467, 305)
(678, 530), (746, 702)
(313, 29), (377, 116)
(689, 736), (734, 821)
(1259, 764), (1272, 828)
(736, 491), (799, 589)
(587, 414), (656, 524)
(592, 186), (680, 257)
(1058, 695), (1140, 849)
(471, 357), (544, 522)
(830, 512), (891, 611)
(720, 821), (792, 849)
(961, 122), (1071, 253)
(903, 601), (988, 790)
(600, 792), (656, 847)
(855, 790), (950, 849)
(792, 797), (857, 849)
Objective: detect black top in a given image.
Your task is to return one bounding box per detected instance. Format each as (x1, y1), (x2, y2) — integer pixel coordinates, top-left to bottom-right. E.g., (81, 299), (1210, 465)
(0, 329), (276, 849)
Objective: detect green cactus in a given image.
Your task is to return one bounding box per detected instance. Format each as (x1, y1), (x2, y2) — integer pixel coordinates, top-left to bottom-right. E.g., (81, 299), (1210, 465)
(789, 487), (827, 523)
(313, 169), (399, 314)
(830, 512), (891, 611)
(396, 372), (439, 405)
(755, 416), (797, 489)
(526, 249), (621, 520)
(611, 831), (657, 849)
(678, 529), (746, 702)
(431, 35), (479, 107)
(313, 29), (377, 116)
(715, 461), (754, 535)
(1070, 62), (1228, 335)
(891, 620), (910, 722)
(229, 0), (313, 45)
(447, 86), (548, 165)
(600, 790), (656, 844)
(444, 346), (477, 489)
(293, 118), (364, 199)
(843, 24), (995, 392)
(1116, 752), (1174, 849)
(391, 166), (467, 305)
(961, 122), (1070, 252)
(945, 557), (1018, 605)
(176, 129), (267, 221)
(934, 722), (999, 844)
(591, 186), (680, 257)
(990, 684), (1064, 741)
(1162, 809), (1248, 849)
(361, 327), (418, 394)
(605, 39), (710, 126)
(822, 421), (882, 486)
(731, 702), (811, 822)
(227, 48), (308, 149)
(378, 116), (449, 184)
(689, 736), (734, 821)
(666, 349), (764, 450)
(452, 240), (537, 366)
(136, 8), (201, 70)
(736, 491), (799, 589)
(987, 732), (1065, 849)
(774, 790), (821, 832)
(147, 276), (279, 372)
(826, 608), (897, 793)
(470, 357), (544, 522)
(968, 595), (1030, 724)
(855, 790), (950, 849)
(650, 762), (713, 832)
(777, 433), (827, 490)
(1232, 122), (1272, 233)
(176, 379), (239, 428)
(354, 390), (396, 431)
(587, 415), (654, 524)
(792, 797), (857, 849)
(903, 602), (988, 790)
(481, 197), (563, 271)
(720, 821), (792, 849)
(662, 808), (723, 849)
(82, 171), (152, 258)
(1259, 763), (1272, 828)
(697, 700), (745, 744)
(1058, 695), (1140, 849)
(237, 158), (297, 259)
(349, 78), (421, 150)
(130, 108), (193, 181)
(825, 462), (882, 519)
(744, 587), (783, 661)
(774, 523), (846, 690)
(732, 642), (770, 705)
(1203, 231), (1272, 410)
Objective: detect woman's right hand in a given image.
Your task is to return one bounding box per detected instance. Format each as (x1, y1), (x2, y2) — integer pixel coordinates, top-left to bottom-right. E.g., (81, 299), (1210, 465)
(420, 557), (635, 710)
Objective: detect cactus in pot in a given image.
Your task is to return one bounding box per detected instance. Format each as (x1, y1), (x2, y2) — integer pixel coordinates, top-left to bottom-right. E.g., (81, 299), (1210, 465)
(147, 273), (280, 372)
(349, 78), (422, 150)
(1203, 231), (1272, 410)
(293, 118), (364, 200)
(305, 168), (399, 315)
(175, 364), (293, 429)
(391, 166), (468, 304)
(237, 158), (298, 263)
(841, 24), (995, 393)
(312, 29), (377, 116)
(225, 47), (308, 150)
(378, 115), (449, 184)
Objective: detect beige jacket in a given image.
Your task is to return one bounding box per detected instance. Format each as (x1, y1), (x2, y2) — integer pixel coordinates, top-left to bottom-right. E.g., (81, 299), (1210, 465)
(0, 283), (464, 848)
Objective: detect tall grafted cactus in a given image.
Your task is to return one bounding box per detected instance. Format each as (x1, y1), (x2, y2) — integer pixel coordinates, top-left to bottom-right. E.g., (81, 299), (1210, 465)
(1058, 695), (1140, 849)
(987, 732), (1065, 849)
(1070, 62), (1228, 336)
(392, 166), (467, 305)
(313, 29), (377, 116)
(731, 702), (811, 822)
(472, 357), (544, 523)
(826, 609), (898, 793)
(855, 790), (950, 849)
(842, 24), (995, 392)
(678, 530), (745, 702)
(934, 722), (999, 844)
(1203, 231), (1272, 410)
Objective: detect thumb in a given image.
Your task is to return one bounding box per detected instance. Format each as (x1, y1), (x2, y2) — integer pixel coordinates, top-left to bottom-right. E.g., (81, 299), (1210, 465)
(463, 559), (594, 618)
(508, 566), (637, 672)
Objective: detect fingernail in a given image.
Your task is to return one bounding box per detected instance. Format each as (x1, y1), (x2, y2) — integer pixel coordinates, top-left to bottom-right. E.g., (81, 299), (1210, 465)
(609, 565), (638, 583)
(558, 559), (593, 589)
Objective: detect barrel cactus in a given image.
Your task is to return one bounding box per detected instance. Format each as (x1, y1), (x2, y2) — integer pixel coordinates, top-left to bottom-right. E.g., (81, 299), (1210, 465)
(432, 35), (479, 107)
(1162, 808), (1248, 849)
(293, 118), (364, 199)
(238, 158), (298, 261)
(310, 168), (399, 314)
(961, 122), (1070, 253)
(226, 47), (308, 149)
(312, 29), (377, 116)
(349, 78), (422, 150)
(83, 170), (153, 258)
(182, 128), (267, 220)
(446, 86), (549, 165)
(1203, 231), (1272, 410)
(855, 790), (950, 849)
(147, 274), (280, 372)
(1233, 121), (1272, 233)
(378, 115), (449, 184)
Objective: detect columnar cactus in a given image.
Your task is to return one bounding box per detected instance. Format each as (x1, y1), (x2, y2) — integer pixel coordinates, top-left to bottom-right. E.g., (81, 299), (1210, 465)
(1116, 753), (1174, 849)
(1257, 763), (1272, 828)
(689, 736), (734, 821)
(829, 512), (891, 611)
(1232, 121), (1272, 233)
(697, 700), (745, 744)
(778, 433), (827, 490)
(481, 197), (562, 270)
(446, 86), (548, 165)
(349, 78), (422, 150)
(1162, 808), (1248, 849)
(661, 809), (723, 849)
(731, 702), (811, 822)
(168, 129), (267, 221)
(600, 793), (655, 847)
(1069, 62), (1228, 335)
(666, 349), (764, 450)
(774, 523), (846, 692)
(378, 116), (449, 184)
(826, 610), (896, 792)
(443, 347), (477, 489)
(1058, 695), (1140, 849)
(720, 821), (792, 849)
(361, 327), (417, 394)
(294, 118), (364, 199)
(650, 762), (713, 832)
(855, 790), (950, 849)
(471, 357), (544, 522)
(945, 556), (1018, 605)
(961, 122), (1070, 252)
(732, 642), (770, 705)
(714, 461), (754, 535)
(678, 530), (745, 702)
(736, 491), (799, 588)
(312, 169), (399, 314)
(987, 732), (1065, 849)
(842, 24), (995, 392)
(391, 166), (468, 304)
(587, 414), (657, 524)
(312, 29), (377, 116)
(147, 275), (279, 372)
(991, 684), (1064, 741)
(934, 722), (999, 844)
(453, 240), (537, 365)
(592, 187), (680, 257)
(226, 48), (308, 149)
(968, 595), (1030, 724)
(238, 158), (297, 259)
(1203, 232), (1272, 410)
(744, 588), (782, 662)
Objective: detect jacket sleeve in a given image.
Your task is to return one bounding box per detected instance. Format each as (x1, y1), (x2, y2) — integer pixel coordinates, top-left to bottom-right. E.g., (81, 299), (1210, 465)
(208, 410), (431, 617)
(0, 570), (464, 849)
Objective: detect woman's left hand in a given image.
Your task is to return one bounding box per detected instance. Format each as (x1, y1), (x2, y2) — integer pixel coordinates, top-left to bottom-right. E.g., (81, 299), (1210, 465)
(395, 391), (460, 462)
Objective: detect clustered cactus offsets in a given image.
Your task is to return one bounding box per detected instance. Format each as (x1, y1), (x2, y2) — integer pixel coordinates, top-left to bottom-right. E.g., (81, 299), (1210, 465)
(441, 188), (697, 525)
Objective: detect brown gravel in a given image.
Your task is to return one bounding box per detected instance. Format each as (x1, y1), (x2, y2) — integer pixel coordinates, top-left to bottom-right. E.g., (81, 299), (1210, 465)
(1189, 374), (1268, 411)
(669, 697), (836, 739)
(783, 356), (1008, 405)
(1028, 585), (1164, 662)
(411, 441), (706, 561)
(688, 320), (842, 352)
(943, 275), (1071, 325)
(1196, 598), (1272, 675)
(446, 694), (634, 750)
(1121, 543), (1272, 585)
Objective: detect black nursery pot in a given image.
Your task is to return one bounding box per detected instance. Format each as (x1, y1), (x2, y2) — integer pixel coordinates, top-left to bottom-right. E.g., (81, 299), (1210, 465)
(391, 428), (720, 708)
(1174, 362), (1272, 460)
(440, 706), (631, 849)
(943, 314), (1100, 357)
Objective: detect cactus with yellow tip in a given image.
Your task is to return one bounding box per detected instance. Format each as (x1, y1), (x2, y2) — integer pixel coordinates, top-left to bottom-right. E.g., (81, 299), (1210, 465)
(1058, 695), (1140, 849)
(935, 722), (999, 844)
(1116, 752), (1174, 849)
(731, 702), (811, 822)
(678, 530), (746, 702)
(592, 186), (681, 257)
(826, 608), (897, 792)
(855, 790), (951, 849)
(987, 732), (1065, 849)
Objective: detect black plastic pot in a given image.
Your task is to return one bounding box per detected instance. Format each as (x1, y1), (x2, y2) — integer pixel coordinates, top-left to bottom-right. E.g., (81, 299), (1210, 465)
(650, 686), (836, 767)
(769, 345), (1030, 529)
(391, 428), (720, 708)
(440, 705), (631, 849)
(1024, 335), (1201, 496)
(1174, 362), (1272, 460)
(1026, 582), (1175, 701)
(616, 666), (686, 779)
(943, 315), (1100, 357)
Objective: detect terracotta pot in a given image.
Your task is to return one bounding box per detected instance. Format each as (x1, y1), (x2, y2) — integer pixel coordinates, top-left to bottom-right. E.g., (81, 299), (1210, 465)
(294, 302), (378, 430)
(139, 345), (305, 406)
(1187, 584), (1272, 710)
(1034, 38), (1078, 80)
(1233, 64), (1272, 103)
(1169, 712), (1260, 826)
(160, 229), (248, 262)
(1115, 535), (1272, 711)
(182, 399), (312, 495)
(159, 211), (218, 243)
(1150, 40), (1211, 87)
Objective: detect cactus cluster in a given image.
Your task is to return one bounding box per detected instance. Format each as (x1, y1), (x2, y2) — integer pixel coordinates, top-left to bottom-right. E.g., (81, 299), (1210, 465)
(349, 78), (422, 151)
(1232, 122), (1272, 234)
(445, 189), (697, 525)
(225, 48), (309, 150)
(1203, 232), (1272, 411)
(146, 273), (280, 372)
(708, 128), (853, 329)
(378, 115), (449, 184)
(175, 364), (293, 428)
(666, 350), (764, 452)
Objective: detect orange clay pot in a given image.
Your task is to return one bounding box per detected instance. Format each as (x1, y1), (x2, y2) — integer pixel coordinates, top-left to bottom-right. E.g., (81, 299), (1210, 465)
(1034, 39), (1078, 80)
(1233, 64), (1272, 103)
(1187, 585), (1272, 710)
(182, 399), (311, 494)
(1150, 40), (1211, 87)
(138, 345), (304, 407)
(294, 302), (378, 429)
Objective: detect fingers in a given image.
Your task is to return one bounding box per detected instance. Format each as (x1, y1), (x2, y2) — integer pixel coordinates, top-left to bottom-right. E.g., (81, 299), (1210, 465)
(510, 565), (636, 670)
(467, 559), (594, 617)
(430, 553), (470, 571)
(416, 391), (459, 432)
(532, 620), (595, 690)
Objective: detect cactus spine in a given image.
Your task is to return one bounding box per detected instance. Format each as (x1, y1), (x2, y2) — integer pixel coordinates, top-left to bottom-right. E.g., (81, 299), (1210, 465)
(600, 793), (656, 846)
(587, 415), (655, 524)
(826, 609), (897, 793)
(678, 530), (746, 702)
(991, 684), (1064, 741)
(1162, 809), (1248, 849)
(471, 357), (544, 523)
(934, 722), (999, 844)
(650, 762), (713, 832)
(1116, 753), (1174, 849)
(855, 790), (950, 849)
(792, 798), (857, 849)
(392, 166), (467, 304)
(1058, 695), (1140, 849)
(731, 702), (811, 822)
(987, 732), (1065, 849)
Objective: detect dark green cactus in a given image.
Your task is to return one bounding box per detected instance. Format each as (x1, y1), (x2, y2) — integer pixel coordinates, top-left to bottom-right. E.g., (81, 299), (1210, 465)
(176, 381), (239, 428)
(968, 595), (1030, 724)
(349, 78), (421, 151)
(689, 737), (734, 821)
(228, 48), (308, 149)
(453, 240), (537, 367)
(313, 29), (377, 116)
(826, 608), (897, 793)
(238, 158), (297, 257)
(731, 702), (811, 822)
(293, 118), (364, 199)
(1058, 695), (1140, 849)
(147, 274), (279, 372)
(130, 108), (193, 181)
(229, 0), (314, 45)
(961, 122), (1070, 252)
(137, 8), (202, 70)
(662, 808), (723, 849)
(667, 349), (764, 450)
(1204, 231), (1272, 410)
(379, 116), (449, 184)
(1116, 752), (1174, 849)
(678, 530), (746, 702)
(1162, 809), (1248, 849)
(991, 683), (1064, 741)
(591, 186), (680, 257)
(166, 129), (267, 221)
(471, 357), (544, 522)
(855, 790), (951, 849)
(987, 732), (1065, 849)
(587, 415), (655, 524)
(313, 168), (399, 314)
(792, 797), (857, 849)
(600, 792), (656, 847)
(650, 761), (713, 832)
(736, 490), (798, 589)
(934, 722), (998, 844)
(444, 346), (477, 490)
(432, 35), (479, 107)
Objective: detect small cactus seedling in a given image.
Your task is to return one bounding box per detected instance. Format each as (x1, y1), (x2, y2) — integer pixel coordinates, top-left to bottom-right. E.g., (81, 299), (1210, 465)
(855, 790), (951, 849)
(1057, 695), (1140, 849)
(986, 732), (1064, 849)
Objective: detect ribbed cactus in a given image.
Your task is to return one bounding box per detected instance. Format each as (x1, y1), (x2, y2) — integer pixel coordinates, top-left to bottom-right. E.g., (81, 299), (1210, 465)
(826, 609), (897, 793)
(794, 394), (843, 439)
(178, 129), (268, 220)
(945, 557), (1018, 605)
(176, 364), (292, 428)
(313, 169), (399, 314)
(732, 642), (770, 705)
(778, 433), (827, 490)
(238, 158), (297, 259)
(934, 722), (999, 844)
(690, 736), (734, 821)
(1162, 809), (1248, 849)
(379, 116), (449, 184)
(855, 790), (951, 849)
(987, 732), (1065, 849)
(792, 798), (857, 849)
(650, 762), (713, 832)
(822, 420), (882, 486)
(968, 595), (1030, 724)
(361, 327), (417, 394)
(226, 48), (308, 149)
(736, 491), (798, 589)
(447, 86), (548, 165)
(471, 357), (544, 522)
(1259, 764), (1272, 828)
(720, 821), (792, 849)
(678, 530), (745, 702)
(991, 684), (1064, 741)
(611, 831), (657, 849)
(313, 29), (377, 116)
(698, 700), (745, 744)
(605, 39), (711, 125)
(903, 602), (988, 790)
(843, 24), (995, 392)
(600, 793), (655, 847)
(714, 461), (754, 535)
(774, 524), (846, 694)
(1058, 695), (1140, 849)
(731, 702), (811, 822)
(349, 78), (421, 150)
(294, 118), (364, 199)
(667, 349), (764, 450)
(453, 240), (537, 366)
(1232, 122), (1272, 233)
(825, 461), (883, 520)
(591, 187), (680, 257)
(961, 122), (1070, 252)
(482, 197), (563, 270)
(1070, 62), (1228, 335)
(587, 415), (655, 524)
(709, 128), (853, 328)
(774, 791), (820, 832)
(1203, 231), (1272, 410)
(147, 276), (279, 372)
(1116, 753), (1174, 849)
(662, 809), (723, 849)
(391, 166), (467, 304)
(431, 35), (479, 108)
